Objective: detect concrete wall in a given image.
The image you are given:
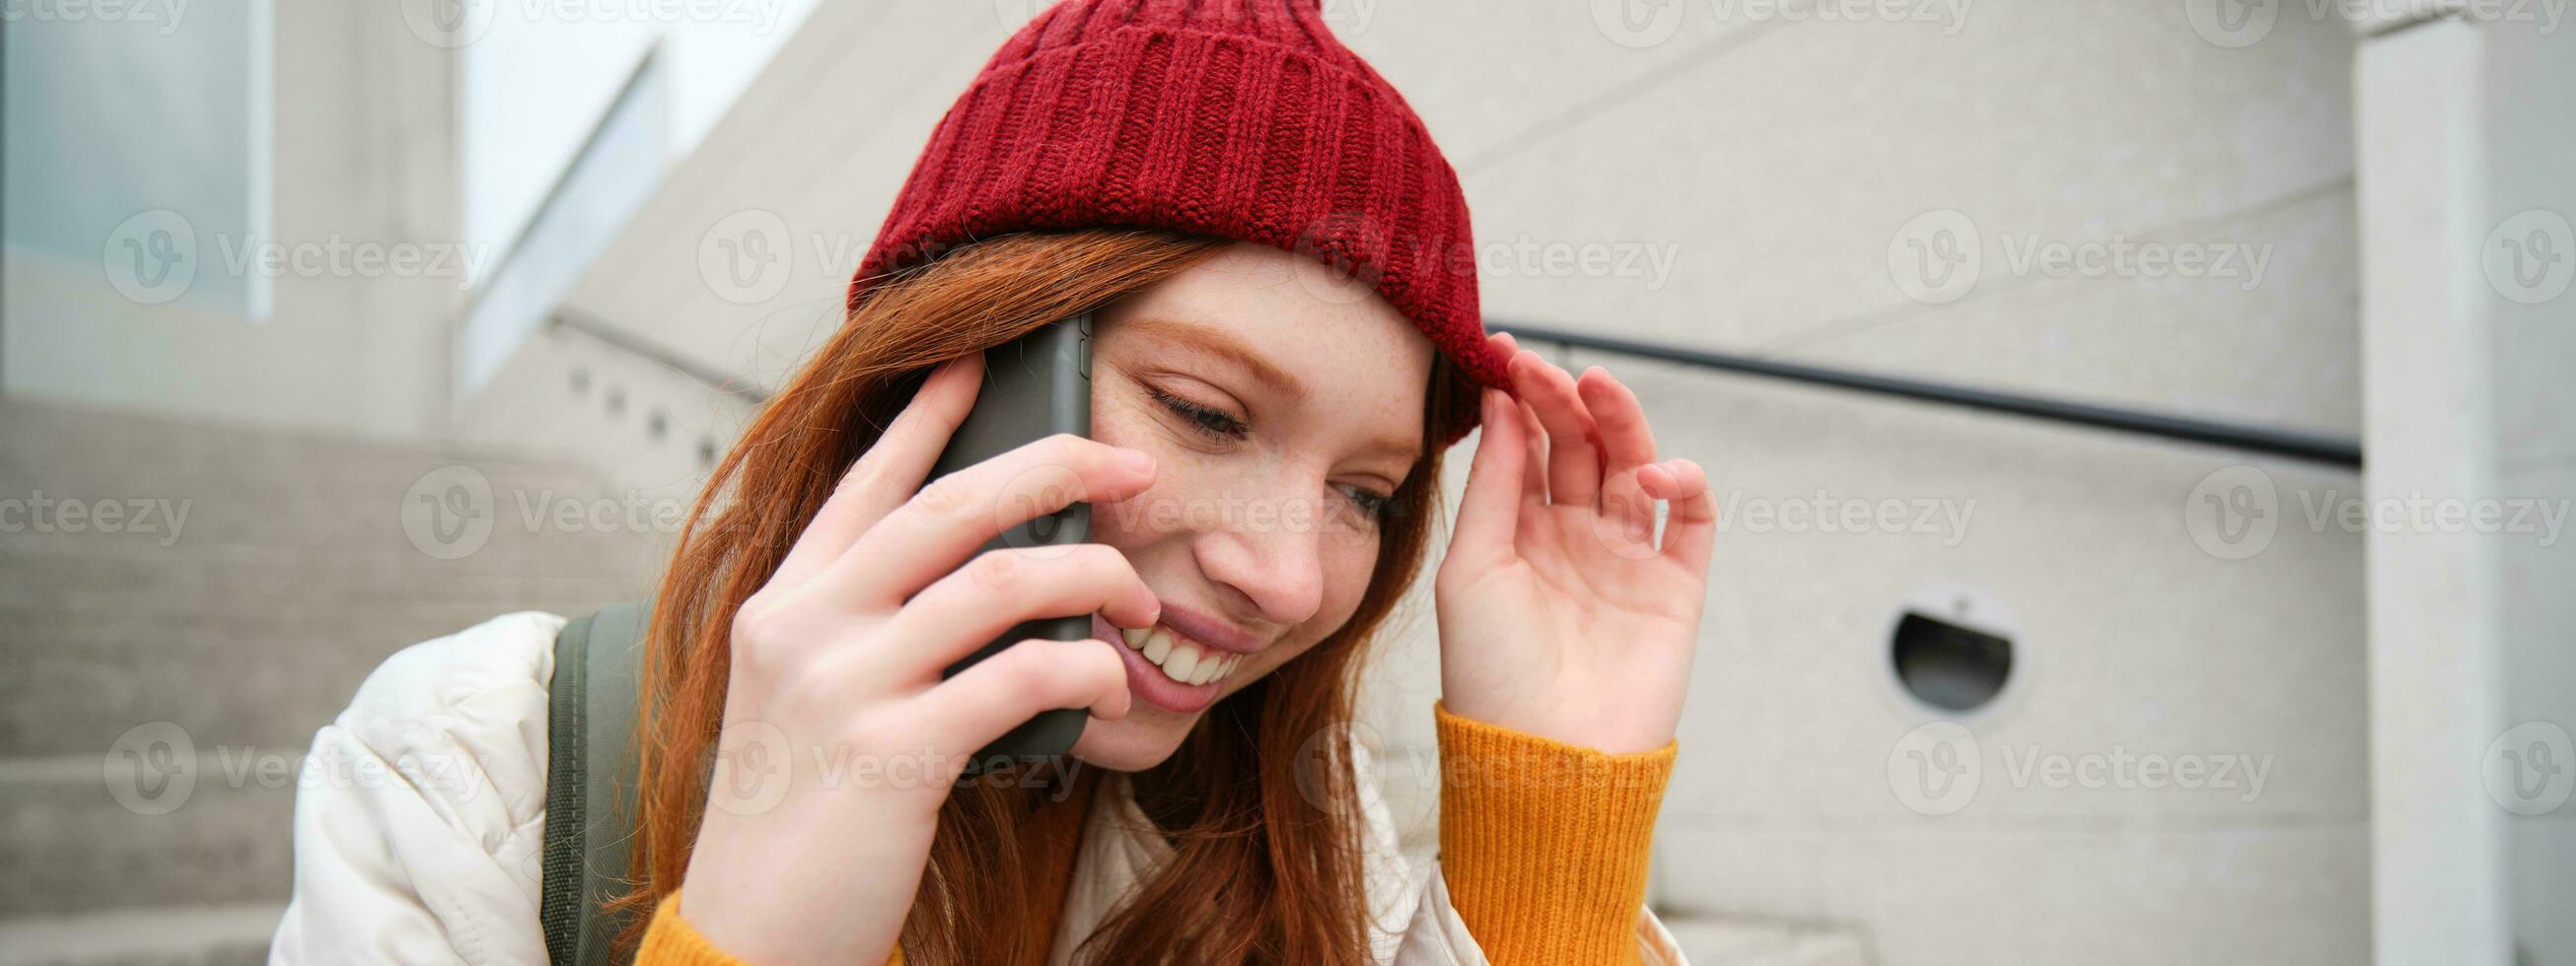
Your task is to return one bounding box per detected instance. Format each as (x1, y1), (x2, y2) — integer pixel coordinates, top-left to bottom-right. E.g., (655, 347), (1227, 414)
(2, 0), (463, 444)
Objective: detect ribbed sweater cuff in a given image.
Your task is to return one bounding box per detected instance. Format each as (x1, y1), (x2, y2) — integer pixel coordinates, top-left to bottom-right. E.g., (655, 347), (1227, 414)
(637, 890), (908, 965)
(637, 891), (749, 966)
(1433, 699), (1677, 965)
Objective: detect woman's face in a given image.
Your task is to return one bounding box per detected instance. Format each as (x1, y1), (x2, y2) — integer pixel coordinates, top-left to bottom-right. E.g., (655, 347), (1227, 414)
(1070, 242), (1432, 771)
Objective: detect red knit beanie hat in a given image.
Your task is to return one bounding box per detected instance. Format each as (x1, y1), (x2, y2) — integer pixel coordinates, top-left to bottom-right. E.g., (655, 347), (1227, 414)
(847, 0), (1504, 444)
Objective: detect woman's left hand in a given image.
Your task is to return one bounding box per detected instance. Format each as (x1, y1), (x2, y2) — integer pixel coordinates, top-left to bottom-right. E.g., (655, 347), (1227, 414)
(1434, 333), (1716, 754)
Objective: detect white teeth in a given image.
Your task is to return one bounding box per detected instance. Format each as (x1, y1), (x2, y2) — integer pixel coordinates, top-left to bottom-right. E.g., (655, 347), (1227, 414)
(1124, 624), (1244, 687)
(1163, 642), (1202, 683)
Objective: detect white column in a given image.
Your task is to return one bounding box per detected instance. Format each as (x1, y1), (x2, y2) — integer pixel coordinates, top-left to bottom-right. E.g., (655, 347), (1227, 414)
(2352, 8), (2576, 964)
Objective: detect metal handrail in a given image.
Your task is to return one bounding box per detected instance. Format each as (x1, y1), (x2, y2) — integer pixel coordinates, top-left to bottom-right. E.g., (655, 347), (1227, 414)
(1489, 322), (2363, 469)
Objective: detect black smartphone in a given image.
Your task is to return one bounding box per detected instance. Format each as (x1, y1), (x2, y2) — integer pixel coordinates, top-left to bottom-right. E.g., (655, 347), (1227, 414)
(928, 313), (1096, 771)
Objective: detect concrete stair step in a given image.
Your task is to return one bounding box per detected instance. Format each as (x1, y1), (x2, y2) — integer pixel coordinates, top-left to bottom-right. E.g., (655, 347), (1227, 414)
(1657, 915), (1877, 965)
(0, 755), (293, 919)
(0, 902), (280, 966)
(0, 400), (667, 916)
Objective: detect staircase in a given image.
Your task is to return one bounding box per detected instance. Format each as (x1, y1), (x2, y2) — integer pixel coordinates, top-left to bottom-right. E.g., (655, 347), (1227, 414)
(0, 400), (664, 965)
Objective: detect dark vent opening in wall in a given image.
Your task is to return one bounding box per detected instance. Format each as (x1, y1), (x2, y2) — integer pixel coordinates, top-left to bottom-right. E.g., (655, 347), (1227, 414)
(1891, 612), (2012, 712)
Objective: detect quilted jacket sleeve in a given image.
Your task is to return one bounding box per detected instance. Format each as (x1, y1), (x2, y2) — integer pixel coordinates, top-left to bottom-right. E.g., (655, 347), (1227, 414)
(268, 611), (566, 966)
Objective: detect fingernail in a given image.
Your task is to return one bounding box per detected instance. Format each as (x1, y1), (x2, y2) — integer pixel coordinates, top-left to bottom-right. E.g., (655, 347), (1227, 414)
(1121, 448), (1155, 473)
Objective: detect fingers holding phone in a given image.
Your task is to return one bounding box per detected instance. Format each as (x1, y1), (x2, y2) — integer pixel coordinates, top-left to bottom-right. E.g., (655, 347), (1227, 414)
(679, 333), (1149, 964)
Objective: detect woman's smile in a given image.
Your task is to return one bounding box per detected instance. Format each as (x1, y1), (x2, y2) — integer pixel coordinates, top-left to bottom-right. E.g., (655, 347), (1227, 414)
(1090, 610), (1263, 714)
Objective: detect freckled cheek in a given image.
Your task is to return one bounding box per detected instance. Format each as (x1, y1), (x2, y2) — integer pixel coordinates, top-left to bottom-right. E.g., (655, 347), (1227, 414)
(1082, 401), (1179, 553)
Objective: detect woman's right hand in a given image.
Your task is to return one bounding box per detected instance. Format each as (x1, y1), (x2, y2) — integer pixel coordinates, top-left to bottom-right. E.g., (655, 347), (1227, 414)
(673, 353), (1161, 965)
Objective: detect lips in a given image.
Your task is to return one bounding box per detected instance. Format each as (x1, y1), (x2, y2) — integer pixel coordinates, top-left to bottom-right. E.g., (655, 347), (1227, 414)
(1090, 612), (1252, 715)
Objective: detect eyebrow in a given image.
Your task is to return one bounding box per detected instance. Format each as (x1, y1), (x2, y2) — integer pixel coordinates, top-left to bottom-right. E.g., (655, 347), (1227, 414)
(1116, 314), (1309, 402)
(1119, 314), (1423, 467)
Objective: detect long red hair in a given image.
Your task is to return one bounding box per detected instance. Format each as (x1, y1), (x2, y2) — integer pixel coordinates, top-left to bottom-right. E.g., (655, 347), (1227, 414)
(607, 228), (1470, 964)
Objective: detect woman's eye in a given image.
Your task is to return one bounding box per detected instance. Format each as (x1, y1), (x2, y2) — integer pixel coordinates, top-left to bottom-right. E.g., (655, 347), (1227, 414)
(1147, 385), (1248, 440)
(1336, 484), (1395, 526)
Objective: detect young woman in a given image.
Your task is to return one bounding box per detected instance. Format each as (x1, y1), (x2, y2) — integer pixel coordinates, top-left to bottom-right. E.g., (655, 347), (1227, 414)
(273, 3), (1715, 965)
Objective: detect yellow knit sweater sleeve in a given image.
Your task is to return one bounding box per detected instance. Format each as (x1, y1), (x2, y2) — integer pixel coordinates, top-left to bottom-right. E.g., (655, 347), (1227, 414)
(1432, 698), (1679, 965)
(636, 889), (905, 965)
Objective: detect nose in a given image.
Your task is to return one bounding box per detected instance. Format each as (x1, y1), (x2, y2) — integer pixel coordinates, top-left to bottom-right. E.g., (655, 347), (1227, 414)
(1191, 493), (1327, 629)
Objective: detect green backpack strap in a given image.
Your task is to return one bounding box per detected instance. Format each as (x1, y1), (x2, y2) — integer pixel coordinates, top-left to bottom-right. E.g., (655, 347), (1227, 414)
(540, 599), (653, 966)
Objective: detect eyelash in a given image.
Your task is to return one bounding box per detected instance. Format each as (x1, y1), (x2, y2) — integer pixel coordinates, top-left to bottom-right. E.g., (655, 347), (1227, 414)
(1145, 384), (1395, 524)
(1147, 384), (1248, 440)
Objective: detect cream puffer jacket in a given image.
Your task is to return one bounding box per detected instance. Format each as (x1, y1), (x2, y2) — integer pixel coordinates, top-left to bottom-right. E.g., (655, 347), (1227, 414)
(266, 611), (1688, 964)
